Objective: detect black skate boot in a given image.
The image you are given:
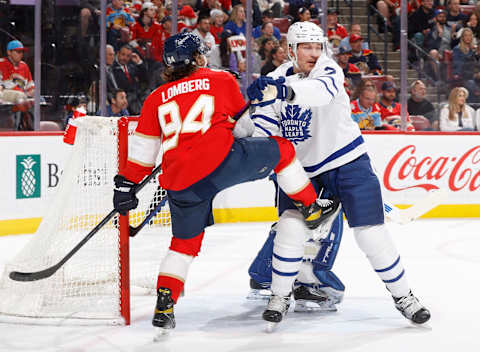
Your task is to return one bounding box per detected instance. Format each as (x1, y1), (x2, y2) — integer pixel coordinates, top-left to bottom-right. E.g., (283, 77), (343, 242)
(293, 284), (337, 312)
(247, 278), (271, 300)
(393, 290), (431, 324)
(294, 197), (340, 230)
(152, 287), (176, 338)
(263, 294), (291, 331)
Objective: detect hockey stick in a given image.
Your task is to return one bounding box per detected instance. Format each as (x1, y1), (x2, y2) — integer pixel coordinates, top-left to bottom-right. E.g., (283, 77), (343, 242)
(383, 189), (448, 225)
(9, 164), (162, 282)
(129, 185), (168, 237)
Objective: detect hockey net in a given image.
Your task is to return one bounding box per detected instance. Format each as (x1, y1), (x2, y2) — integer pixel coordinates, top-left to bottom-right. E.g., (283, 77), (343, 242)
(0, 116), (171, 325)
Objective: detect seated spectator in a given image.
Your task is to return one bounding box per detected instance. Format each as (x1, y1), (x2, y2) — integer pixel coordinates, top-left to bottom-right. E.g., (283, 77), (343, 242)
(106, 0), (136, 51)
(258, 37), (276, 62)
(376, 0), (400, 29)
(452, 27), (476, 86)
(378, 81), (415, 130)
(288, 0), (319, 21)
(199, 0), (223, 18)
(408, 0), (435, 49)
(210, 9), (225, 44)
(110, 44), (148, 115)
(348, 34), (383, 75)
(335, 47), (362, 96)
(193, 14), (217, 50)
(101, 88), (130, 117)
(253, 9), (281, 40)
(294, 7), (311, 23)
(439, 86), (477, 130)
(451, 12), (480, 47)
(350, 78), (377, 100)
(255, 22), (279, 48)
(424, 9), (453, 80)
(178, 5), (198, 31)
(326, 9), (348, 48)
(0, 40), (34, 97)
(261, 46), (287, 75)
(339, 23), (370, 52)
(350, 85), (382, 130)
(79, 0), (101, 40)
(408, 80), (438, 129)
(446, 0), (468, 29)
(129, 2), (162, 59)
(238, 0), (263, 28)
(224, 4), (247, 35)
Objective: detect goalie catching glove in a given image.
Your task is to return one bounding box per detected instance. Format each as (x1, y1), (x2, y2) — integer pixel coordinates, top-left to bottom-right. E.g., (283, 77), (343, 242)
(247, 76), (294, 107)
(113, 175), (139, 216)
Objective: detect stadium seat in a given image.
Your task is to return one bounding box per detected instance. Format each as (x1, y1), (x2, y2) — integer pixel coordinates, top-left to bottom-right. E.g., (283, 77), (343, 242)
(410, 115), (431, 131)
(272, 18), (291, 33)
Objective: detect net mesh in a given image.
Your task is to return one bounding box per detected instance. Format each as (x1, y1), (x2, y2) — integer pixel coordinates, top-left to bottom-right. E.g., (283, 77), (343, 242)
(0, 116), (171, 324)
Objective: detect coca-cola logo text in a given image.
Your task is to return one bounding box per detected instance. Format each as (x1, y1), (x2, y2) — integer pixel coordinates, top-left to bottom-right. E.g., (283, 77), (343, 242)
(384, 145), (480, 192)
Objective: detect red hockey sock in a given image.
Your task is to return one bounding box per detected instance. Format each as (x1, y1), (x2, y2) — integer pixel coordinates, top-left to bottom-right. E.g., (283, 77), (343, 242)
(156, 275), (184, 303)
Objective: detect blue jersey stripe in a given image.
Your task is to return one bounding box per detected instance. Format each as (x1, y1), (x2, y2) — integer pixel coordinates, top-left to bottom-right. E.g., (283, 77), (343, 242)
(251, 114), (279, 127)
(383, 269), (405, 283)
(272, 268), (299, 277)
(253, 123), (273, 136)
(273, 253), (303, 262)
(315, 79), (334, 98)
(375, 256), (400, 273)
(318, 75), (338, 93)
(304, 135), (365, 173)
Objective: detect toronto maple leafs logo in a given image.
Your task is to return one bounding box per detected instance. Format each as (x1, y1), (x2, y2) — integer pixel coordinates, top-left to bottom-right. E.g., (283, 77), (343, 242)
(280, 105), (312, 144)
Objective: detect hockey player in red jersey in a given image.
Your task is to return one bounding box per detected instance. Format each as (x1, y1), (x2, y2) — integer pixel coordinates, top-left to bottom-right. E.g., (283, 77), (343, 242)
(112, 32), (340, 336)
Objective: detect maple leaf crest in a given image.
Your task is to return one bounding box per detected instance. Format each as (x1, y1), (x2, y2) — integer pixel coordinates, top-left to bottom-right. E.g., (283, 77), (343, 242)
(280, 104), (312, 145)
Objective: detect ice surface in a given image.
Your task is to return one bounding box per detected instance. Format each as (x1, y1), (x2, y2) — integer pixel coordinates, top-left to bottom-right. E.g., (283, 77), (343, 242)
(0, 219), (479, 352)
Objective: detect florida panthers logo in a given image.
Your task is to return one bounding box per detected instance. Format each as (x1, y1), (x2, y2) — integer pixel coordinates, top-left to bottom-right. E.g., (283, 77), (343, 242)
(280, 105), (312, 144)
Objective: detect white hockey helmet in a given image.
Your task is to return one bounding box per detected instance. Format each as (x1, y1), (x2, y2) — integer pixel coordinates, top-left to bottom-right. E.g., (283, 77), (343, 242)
(287, 21), (328, 69)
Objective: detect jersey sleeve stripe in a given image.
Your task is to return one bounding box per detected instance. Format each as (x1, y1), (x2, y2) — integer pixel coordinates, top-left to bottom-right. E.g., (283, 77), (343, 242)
(251, 114), (280, 127)
(129, 133), (160, 167)
(317, 75), (339, 93)
(314, 79), (335, 98)
(254, 122), (273, 136)
(304, 135), (364, 173)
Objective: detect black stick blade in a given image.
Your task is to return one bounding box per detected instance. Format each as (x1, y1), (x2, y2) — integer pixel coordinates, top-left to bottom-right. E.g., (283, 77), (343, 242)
(9, 265), (59, 282)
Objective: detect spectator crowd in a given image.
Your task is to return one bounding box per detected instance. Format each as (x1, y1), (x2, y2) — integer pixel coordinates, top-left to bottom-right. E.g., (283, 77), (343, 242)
(2, 0), (480, 132)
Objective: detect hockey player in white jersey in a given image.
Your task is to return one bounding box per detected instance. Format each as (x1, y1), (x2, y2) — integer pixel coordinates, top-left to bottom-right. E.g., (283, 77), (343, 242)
(246, 21), (430, 328)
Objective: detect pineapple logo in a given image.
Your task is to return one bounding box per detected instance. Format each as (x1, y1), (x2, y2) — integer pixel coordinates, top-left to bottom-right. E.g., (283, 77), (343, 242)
(16, 155), (41, 199)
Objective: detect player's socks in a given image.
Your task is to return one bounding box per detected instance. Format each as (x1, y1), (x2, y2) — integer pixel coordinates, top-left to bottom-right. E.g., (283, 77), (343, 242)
(152, 287), (176, 329)
(393, 290), (431, 324)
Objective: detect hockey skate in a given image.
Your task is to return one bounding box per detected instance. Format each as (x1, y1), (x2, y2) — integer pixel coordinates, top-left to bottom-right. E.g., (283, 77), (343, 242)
(246, 278), (271, 301)
(263, 294), (291, 332)
(293, 284), (339, 312)
(152, 287), (176, 340)
(294, 197), (340, 230)
(393, 290), (431, 324)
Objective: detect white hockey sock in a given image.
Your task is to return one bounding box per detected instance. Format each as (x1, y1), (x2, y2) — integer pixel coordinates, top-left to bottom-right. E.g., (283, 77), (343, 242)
(158, 249), (194, 283)
(270, 210), (308, 297)
(353, 224), (410, 298)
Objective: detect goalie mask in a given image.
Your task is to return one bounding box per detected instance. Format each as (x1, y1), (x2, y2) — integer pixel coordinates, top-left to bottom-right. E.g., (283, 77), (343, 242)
(287, 21), (328, 69)
(163, 32), (210, 68)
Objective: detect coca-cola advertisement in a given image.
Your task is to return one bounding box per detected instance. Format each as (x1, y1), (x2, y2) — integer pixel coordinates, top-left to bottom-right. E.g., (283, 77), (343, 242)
(364, 134), (480, 207)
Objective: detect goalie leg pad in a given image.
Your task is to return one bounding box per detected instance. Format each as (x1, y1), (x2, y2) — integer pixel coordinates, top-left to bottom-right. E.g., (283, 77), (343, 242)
(248, 224), (276, 287)
(311, 209), (344, 270)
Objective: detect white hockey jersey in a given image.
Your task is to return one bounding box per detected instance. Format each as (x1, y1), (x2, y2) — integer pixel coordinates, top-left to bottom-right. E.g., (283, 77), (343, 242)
(252, 54), (367, 178)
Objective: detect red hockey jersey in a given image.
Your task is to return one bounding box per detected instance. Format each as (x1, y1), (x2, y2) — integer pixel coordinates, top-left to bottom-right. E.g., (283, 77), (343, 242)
(124, 68), (246, 190)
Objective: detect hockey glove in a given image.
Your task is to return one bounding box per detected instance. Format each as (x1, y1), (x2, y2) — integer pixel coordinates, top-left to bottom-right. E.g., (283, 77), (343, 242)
(113, 175), (139, 216)
(247, 77), (291, 107)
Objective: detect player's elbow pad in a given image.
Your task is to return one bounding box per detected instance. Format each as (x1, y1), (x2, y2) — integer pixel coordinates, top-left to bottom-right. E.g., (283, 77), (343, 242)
(233, 115), (255, 138)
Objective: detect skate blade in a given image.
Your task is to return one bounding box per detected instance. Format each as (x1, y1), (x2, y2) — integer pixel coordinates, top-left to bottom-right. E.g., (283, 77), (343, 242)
(294, 300), (337, 312)
(246, 289), (271, 301)
(265, 321), (278, 333)
(153, 327), (171, 342)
